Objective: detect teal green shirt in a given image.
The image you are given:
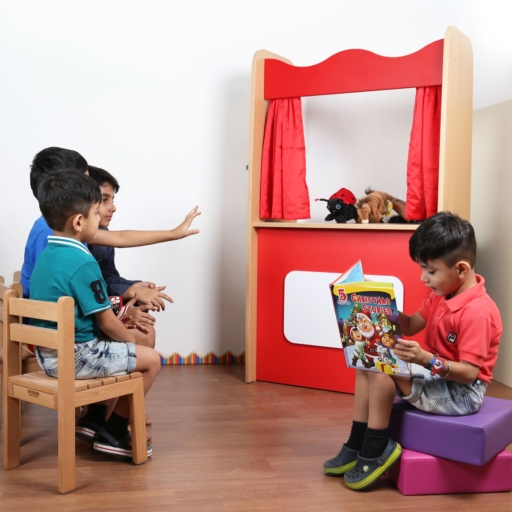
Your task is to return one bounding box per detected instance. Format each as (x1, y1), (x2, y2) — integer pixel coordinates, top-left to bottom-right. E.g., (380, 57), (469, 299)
(30, 236), (111, 342)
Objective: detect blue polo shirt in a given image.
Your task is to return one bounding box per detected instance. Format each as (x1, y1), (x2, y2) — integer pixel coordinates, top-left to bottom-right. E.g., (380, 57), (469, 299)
(21, 216), (88, 298)
(30, 236), (111, 342)
(21, 216), (53, 297)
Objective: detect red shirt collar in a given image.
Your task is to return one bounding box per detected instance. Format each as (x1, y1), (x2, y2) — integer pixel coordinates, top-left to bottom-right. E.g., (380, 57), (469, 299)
(443, 274), (486, 312)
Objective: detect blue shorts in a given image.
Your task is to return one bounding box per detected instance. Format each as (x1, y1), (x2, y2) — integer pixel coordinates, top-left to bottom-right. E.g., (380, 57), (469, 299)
(397, 363), (487, 416)
(36, 338), (137, 379)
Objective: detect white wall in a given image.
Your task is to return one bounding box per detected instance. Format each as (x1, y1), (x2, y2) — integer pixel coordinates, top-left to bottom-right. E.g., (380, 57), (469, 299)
(472, 100), (512, 387)
(1, 1), (512, 358)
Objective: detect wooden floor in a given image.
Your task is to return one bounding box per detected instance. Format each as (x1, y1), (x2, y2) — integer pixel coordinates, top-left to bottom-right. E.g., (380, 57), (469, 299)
(1, 365), (512, 511)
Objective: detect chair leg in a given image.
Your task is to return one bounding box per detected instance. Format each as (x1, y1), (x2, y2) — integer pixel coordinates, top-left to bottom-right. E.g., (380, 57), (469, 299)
(0, 370), (16, 430)
(0, 367), (3, 426)
(4, 395), (21, 469)
(58, 403), (76, 494)
(129, 381), (148, 465)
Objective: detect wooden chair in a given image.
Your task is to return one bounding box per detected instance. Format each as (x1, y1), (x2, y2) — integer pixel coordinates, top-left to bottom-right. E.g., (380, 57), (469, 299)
(0, 273), (39, 424)
(2, 289), (148, 494)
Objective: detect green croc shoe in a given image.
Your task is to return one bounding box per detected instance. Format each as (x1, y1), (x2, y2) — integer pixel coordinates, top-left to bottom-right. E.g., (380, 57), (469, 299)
(344, 439), (402, 490)
(323, 444), (359, 476)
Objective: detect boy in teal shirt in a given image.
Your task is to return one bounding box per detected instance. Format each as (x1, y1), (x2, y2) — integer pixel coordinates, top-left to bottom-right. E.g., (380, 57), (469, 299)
(32, 170), (160, 458)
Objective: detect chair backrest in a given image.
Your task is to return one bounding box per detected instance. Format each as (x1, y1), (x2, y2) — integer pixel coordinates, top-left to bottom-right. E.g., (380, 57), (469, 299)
(0, 277), (9, 347)
(3, 289), (75, 400)
(11, 271), (22, 300)
(0, 273), (24, 347)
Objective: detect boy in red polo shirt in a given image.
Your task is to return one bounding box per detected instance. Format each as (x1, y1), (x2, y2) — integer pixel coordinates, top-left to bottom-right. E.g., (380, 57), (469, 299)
(323, 212), (502, 491)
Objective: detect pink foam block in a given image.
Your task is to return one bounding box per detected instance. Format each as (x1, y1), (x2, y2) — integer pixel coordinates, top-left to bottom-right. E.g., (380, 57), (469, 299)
(388, 448), (512, 495)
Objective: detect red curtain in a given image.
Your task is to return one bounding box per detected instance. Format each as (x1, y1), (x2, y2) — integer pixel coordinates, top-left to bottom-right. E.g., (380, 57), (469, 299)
(260, 98), (310, 220)
(406, 86), (442, 220)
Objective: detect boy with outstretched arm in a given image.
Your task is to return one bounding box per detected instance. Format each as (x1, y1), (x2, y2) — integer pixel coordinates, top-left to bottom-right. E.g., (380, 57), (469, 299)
(31, 170), (161, 457)
(21, 146), (200, 299)
(88, 165), (162, 349)
(323, 212), (502, 490)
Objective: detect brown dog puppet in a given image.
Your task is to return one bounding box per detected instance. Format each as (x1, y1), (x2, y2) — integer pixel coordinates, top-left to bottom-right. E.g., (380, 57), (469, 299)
(355, 188), (407, 223)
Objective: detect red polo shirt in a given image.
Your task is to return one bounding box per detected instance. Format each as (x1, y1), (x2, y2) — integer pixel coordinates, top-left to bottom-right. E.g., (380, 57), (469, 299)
(418, 275), (502, 383)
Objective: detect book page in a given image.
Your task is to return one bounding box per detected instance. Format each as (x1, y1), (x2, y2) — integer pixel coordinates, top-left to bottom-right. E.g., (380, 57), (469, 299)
(333, 260), (364, 285)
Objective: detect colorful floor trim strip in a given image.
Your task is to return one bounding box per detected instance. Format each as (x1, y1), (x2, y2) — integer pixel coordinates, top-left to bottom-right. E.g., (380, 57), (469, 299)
(160, 351), (245, 365)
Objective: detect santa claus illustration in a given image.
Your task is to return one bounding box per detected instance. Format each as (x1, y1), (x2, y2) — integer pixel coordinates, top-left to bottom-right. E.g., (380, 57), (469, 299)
(356, 312), (380, 368)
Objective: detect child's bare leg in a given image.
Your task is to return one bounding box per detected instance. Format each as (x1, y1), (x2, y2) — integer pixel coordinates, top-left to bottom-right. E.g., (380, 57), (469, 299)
(367, 371), (396, 429)
(132, 325), (156, 349)
(353, 370), (370, 423)
(350, 371), (398, 463)
(112, 345), (161, 418)
(102, 337), (160, 421)
(106, 398), (118, 419)
(91, 345), (161, 455)
(324, 370), (371, 475)
(393, 375), (414, 398)
(129, 333), (157, 425)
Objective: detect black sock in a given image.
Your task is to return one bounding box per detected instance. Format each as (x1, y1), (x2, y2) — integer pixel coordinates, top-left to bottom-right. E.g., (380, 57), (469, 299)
(103, 412), (130, 440)
(360, 427), (389, 459)
(345, 421), (368, 451)
(84, 404), (107, 426)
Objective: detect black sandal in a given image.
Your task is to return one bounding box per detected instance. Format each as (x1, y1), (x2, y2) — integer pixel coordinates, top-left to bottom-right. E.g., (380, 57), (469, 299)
(93, 427), (152, 458)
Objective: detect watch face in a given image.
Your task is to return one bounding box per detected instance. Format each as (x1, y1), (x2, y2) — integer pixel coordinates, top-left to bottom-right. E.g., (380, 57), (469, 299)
(109, 295), (123, 316)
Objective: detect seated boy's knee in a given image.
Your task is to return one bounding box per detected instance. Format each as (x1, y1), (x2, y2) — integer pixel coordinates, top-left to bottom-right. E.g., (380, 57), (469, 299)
(368, 370), (392, 383)
(132, 327), (156, 349)
(147, 325), (156, 349)
(150, 348), (161, 373)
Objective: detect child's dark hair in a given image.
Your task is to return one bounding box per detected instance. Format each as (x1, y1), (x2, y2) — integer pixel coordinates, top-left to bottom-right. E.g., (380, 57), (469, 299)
(409, 212), (476, 268)
(88, 165), (120, 193)
(30, 147), (88, 199)
(38, 170), (101, 231)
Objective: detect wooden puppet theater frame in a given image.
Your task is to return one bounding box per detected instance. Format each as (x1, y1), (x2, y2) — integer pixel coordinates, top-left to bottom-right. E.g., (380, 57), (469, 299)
(246, 26), (473, 391)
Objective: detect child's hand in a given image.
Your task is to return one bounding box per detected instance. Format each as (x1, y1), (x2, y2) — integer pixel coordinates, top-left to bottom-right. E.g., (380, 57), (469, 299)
(132, 285), (173, 311)
(394, 339), (426, 364)
(124, 304), (157, 334)
(173, 206), (201, 239)
(132, 281), (156, 289)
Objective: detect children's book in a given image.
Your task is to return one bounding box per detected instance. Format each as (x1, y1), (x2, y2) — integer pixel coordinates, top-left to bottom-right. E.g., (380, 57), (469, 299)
(329, 260), (410, 376)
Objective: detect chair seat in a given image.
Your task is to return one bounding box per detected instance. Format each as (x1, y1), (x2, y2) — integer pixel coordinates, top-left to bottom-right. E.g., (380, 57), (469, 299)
(8, 371), (143, 410)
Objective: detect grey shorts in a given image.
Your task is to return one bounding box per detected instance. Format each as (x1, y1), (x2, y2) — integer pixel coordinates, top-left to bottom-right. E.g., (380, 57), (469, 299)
(36, 338), (137, 379)
(397, 363), (488, 416)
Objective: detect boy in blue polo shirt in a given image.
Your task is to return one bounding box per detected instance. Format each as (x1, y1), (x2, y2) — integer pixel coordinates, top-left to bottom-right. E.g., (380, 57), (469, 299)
(31, 170), (161, 458)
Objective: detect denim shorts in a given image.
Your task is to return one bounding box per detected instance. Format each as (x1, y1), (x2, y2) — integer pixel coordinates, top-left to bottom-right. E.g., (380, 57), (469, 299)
(397, 363), (488, 416)
(35, 338), (137, 379)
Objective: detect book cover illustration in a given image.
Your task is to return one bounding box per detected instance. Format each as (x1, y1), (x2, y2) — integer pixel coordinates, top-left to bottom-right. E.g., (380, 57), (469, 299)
(329, 261), (410, 376)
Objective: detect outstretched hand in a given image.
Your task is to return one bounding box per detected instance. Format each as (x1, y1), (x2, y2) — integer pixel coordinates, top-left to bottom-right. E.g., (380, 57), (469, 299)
(173, 206), (201, 239)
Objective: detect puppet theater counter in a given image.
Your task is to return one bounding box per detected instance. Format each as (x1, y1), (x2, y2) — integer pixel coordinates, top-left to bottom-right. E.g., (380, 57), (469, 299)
(245, 26), (473, 392)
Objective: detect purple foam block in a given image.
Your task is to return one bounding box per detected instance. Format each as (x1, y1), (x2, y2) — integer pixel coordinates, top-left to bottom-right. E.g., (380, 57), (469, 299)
(389, 396), (512, 465)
